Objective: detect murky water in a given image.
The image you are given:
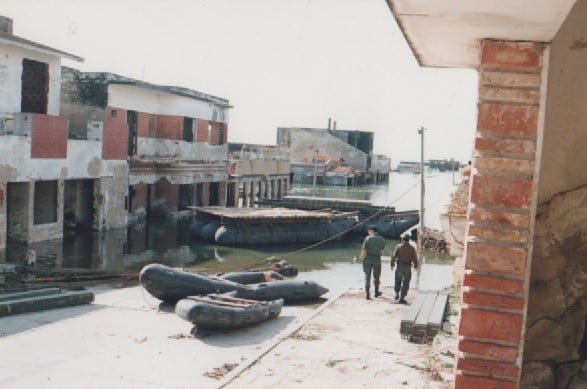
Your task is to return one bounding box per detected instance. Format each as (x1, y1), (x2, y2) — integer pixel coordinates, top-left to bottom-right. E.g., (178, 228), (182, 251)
(1, 172), (460, 295)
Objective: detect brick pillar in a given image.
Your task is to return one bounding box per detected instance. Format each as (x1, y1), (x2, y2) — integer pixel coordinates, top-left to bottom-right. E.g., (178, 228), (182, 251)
(455, 40), (544, 389)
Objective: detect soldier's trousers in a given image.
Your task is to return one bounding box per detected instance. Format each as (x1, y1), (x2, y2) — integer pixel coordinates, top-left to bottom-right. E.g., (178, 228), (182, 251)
(394, 263), (412, 298)
(363, 262), (381, 292)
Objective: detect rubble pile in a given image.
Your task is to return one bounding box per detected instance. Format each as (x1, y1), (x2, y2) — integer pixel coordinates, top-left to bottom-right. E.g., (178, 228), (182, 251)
(420, 227), (448, 253)
(446, 180), (469, 215)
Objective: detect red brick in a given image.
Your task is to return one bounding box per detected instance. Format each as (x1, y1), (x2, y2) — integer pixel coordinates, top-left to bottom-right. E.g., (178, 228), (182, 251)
(459, 307), (523, 343)
(468, 207), (530, 229)
(137, 112), (152, 137)
(470, 175), (533, 209)
(210, 122), (227, 145)
(481, 40), (543, 72)
(468, 224), (529, 244)
(455, 373), (516, 389)
(460, 359), (519, 381)
(473, 156), (534, 176)
(457, 356), (519, 379)
(480, 71), (541, 88)
(477, 103), (538, 138)
(102, 119), (128, 160)
(479, 87), (540, 105)
(466, 241), (527, 276)
(474, 137), (536, 157)
(155, 114), (183, 140)
(458, 339), (519, 362)
(196, 118), (210, 142)
(31, 114), (68, 159)
(106, 106), (127, 124)
(462, 272), (525, 295)
(462, 289), (525, 311)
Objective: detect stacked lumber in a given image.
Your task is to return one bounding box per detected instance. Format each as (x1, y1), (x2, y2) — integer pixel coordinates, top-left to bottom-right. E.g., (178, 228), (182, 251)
(400, 291), (449, 343)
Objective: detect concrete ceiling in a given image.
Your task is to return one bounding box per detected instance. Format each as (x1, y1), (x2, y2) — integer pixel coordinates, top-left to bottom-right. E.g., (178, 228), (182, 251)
(385, 0), (577, 68)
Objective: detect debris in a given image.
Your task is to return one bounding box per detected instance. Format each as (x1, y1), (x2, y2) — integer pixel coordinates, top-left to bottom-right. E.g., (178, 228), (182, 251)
(133, 336), (147, 343)
(203, 363), (238, 379)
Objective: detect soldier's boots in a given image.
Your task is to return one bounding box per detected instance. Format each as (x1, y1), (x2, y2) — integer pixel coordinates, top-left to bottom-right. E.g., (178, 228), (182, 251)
(365, 289), (371, 300)
(374, 289), (381, 298)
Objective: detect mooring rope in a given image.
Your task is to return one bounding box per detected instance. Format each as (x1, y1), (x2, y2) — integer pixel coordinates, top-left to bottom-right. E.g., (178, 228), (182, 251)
(241, 179), (421, 270)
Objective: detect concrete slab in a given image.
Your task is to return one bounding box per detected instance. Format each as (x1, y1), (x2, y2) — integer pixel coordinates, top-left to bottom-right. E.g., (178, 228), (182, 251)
(0, 285), (317, 389)
(223, 287), (457, 389)
(0, 284), (458, 389)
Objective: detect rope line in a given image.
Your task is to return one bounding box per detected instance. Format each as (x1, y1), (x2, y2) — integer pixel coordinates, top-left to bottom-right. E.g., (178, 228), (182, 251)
(241, 180), (421, 270)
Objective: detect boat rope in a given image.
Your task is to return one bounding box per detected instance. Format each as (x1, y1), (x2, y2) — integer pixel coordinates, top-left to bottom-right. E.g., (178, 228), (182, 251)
(243, 180), (421, 270)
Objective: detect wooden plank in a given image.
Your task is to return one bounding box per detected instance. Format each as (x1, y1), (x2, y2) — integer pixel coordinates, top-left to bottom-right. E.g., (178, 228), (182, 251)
(0, 290), (94, 317)
(207, 293), (266, 304)
(412, 292), (438, 340)
(427, 292), (449, 337)
(186, 296), (257, 308)
(400, 292), (429, 337)
(0, 287), (61, 302)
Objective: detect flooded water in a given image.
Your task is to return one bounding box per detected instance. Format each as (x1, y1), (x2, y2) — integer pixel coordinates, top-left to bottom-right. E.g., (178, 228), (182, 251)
(1, 171), (460, 295)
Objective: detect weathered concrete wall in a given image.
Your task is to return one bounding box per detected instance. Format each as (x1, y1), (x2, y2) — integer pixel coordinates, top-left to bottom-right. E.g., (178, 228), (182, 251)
(135, 137), (227, 162)
(107, 84), (228, 123)
(60, 102), (106, 139)
(94, 165), (129, 231)
(0, 137), (122, 181)
(0, 44), (61, 115)
(522, 1), (587, 387)
(277, 128), (369, 170)
(231, 159), (290, 176)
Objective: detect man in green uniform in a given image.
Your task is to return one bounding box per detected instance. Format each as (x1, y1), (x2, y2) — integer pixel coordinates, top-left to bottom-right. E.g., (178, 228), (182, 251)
(361, 226), (386, 300)
(391, 233), (419, 304)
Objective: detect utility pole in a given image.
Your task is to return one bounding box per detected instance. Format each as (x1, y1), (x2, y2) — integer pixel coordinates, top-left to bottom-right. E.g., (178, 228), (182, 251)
(418, 127), (425, 241)
(312, 150), (318, 196)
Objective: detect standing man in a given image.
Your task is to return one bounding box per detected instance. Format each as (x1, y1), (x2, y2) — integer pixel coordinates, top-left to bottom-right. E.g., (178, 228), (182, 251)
(361, 226), (385, 300)
(391, 233), (419, 304)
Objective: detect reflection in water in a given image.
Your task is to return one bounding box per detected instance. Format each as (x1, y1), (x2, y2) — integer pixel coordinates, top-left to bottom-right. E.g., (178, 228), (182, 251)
(1, 173), (459, 294)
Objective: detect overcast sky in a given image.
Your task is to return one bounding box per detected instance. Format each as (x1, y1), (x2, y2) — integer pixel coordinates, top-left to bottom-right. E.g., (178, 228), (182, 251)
(4, 0), (478, 165)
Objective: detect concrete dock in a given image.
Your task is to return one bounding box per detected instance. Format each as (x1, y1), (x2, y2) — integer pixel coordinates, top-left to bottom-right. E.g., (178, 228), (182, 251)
(0, 284), (457, 388)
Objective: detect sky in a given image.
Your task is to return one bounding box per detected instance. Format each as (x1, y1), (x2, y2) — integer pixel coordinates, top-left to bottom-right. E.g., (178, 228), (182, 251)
(3, 0), (478, 166)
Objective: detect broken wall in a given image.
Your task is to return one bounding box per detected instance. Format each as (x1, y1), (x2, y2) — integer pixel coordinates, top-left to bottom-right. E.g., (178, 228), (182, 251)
(522, 1), (587, 387)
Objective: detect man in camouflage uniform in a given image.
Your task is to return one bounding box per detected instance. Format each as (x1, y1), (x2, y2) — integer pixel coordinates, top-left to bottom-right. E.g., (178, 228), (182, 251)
(391, 233), (419, 304)
(361, 226), (386, 300)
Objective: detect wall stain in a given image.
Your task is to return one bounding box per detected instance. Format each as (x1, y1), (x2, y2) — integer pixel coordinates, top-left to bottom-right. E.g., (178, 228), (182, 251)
(570, 38), (587, 50)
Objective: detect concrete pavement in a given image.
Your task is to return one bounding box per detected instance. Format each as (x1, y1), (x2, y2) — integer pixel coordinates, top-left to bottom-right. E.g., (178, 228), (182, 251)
(0, 284), (457, 389)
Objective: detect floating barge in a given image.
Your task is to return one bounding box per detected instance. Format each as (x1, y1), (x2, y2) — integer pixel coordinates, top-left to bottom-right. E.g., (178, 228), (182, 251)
(189, 206), (358, 246)
(256, 196), (419, 239)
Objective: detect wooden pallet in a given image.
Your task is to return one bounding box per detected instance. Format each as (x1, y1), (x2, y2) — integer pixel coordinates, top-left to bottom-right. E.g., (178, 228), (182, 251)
(400, 291), (449, 343)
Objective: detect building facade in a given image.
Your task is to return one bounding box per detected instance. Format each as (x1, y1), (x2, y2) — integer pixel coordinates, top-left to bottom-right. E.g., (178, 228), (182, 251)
(227, 143), (290, 207)
(0, 16), (127, 249)
(386, 1), (587, 387)
(276, 126), (389, 185)
(60, 68), (231, 222)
